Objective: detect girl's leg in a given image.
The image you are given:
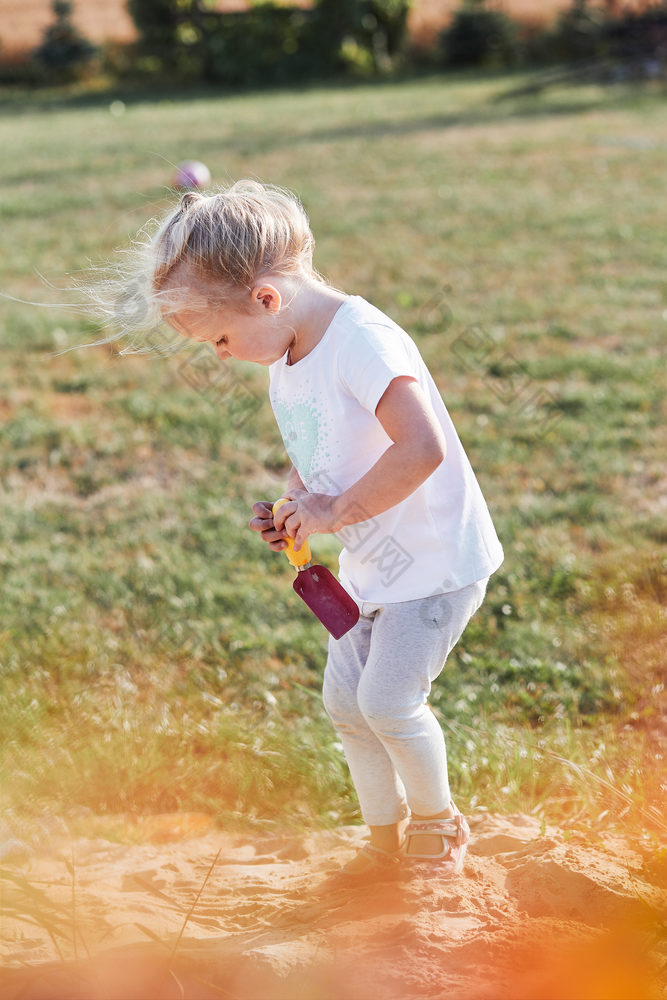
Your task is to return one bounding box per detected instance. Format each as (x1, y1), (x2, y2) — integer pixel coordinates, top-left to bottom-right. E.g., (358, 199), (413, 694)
(355, 580), (487, 838)
(322, 609), (410, 846)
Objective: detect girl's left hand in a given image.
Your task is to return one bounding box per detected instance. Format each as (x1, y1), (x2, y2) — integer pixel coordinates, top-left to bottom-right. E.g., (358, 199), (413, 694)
(272, 491), (341, 551)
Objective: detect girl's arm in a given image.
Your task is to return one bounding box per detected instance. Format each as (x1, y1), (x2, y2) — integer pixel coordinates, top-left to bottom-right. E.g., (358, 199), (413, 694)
(286, 465), (306, 494)
(274, 377), (447, 550)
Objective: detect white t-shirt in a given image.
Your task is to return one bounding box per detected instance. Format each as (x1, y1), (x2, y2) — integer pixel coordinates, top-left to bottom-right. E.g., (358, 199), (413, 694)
(268, 295), (503, 603)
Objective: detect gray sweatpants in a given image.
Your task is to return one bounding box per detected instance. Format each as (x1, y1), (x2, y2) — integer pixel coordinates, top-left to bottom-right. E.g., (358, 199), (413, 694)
(322, 578), (488, 827)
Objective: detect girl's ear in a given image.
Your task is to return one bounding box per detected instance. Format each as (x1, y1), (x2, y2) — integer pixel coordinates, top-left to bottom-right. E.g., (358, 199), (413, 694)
(252, 283), (282, 313)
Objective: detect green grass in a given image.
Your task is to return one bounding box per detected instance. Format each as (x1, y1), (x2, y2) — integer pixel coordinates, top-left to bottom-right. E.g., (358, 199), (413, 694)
(0, 73), (665, 845)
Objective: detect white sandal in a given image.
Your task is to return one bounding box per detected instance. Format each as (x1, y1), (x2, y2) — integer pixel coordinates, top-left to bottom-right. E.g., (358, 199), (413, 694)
(403, 802), (470, 874)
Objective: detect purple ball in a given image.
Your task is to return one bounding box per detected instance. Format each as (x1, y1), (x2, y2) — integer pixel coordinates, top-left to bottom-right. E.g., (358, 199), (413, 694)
(173, 160), (212, 190)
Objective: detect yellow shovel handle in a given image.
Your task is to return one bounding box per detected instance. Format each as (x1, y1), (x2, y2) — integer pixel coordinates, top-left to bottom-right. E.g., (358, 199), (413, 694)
(272, 498), (311, 569)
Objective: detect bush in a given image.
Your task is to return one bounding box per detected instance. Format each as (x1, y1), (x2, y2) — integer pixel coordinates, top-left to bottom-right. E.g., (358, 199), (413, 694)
(308, 0), (411, 75)
(32, 1), (98, 81)
(540, 0), (609, 64)
(127, 0), (304, 83)
(599, 3), (667, 77)
(126, 0), (412, 84)
(441, 1), (522, 69)
(127, 0), (325, 82)
(524, 2), (667, 78)
(126, 0), (189, 74)
(357, 0), (412, 72)
(199, 6), (315, 87)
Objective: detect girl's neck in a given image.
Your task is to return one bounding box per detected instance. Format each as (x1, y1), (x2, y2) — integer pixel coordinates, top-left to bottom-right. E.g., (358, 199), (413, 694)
(287, 280), (348, 365)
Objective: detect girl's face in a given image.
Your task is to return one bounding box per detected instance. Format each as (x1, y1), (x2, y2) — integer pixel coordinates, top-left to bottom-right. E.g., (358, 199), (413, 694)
(166, 286), (293, 366)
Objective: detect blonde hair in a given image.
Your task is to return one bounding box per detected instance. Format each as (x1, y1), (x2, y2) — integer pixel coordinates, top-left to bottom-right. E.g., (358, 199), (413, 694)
(154, 180), (316, 300)
(78, 180), (320, 354)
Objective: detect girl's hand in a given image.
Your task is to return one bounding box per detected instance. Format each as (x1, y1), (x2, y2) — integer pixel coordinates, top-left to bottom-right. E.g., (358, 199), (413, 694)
(271, 491), (341, 552)
(248, 501), (290, 552)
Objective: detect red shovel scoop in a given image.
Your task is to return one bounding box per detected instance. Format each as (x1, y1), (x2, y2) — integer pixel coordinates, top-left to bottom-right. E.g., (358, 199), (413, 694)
(273, 498), (359, 640)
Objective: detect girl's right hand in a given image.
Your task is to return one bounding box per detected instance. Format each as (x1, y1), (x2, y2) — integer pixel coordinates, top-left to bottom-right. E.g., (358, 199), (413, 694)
(248, 501), (289, 552)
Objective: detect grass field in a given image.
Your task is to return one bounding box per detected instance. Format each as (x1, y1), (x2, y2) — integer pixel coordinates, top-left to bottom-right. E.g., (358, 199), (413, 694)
(0, 72), (665, 847)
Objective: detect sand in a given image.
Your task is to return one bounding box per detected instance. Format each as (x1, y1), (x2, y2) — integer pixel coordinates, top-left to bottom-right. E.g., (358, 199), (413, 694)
(1, 810), (665, 1000)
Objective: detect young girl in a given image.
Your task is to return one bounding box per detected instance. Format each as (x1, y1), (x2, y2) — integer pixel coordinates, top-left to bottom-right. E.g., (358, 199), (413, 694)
(143, 180), (503, 880)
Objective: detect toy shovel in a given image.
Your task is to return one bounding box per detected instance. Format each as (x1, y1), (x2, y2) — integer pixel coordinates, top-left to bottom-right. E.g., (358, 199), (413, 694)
(273, 499), (359, 639)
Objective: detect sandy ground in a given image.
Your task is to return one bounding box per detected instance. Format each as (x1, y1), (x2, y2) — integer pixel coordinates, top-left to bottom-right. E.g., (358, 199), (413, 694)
(1, 811), (665, 1000)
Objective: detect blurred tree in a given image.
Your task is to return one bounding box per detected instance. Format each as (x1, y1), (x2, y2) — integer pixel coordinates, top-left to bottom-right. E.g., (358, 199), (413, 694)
(313, 0), (411, 70)
(126, 0), (185, 71)
(548, 0), (609, 62)
(33, 1), (98, 80)
(126, 0), (412, 82)
(441, 0), (521, 69)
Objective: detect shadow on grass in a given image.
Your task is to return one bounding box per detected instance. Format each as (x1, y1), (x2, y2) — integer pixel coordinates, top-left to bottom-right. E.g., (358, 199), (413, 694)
(0, 70), (633, 192)
(258, 97), (609, 148)
(0, 66), (652, 130)
(0, 96), (614, 191)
